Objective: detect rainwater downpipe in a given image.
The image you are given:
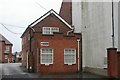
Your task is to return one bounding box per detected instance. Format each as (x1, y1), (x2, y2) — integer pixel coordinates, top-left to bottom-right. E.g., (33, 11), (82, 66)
(77, 39), (80, 71)
(29, 27), (35, 71)
(112, 0), (115, 48)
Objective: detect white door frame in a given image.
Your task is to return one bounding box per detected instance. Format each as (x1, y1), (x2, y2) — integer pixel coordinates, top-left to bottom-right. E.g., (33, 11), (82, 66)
(27, 51), (29, 69)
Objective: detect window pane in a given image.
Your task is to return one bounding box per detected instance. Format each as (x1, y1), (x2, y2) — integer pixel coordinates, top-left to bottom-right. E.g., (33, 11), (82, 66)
(43, 27), (51, 34)
(5, 55), (8, 59)
(42, 27), (59, 35)
(41, 48), (53, 65)
(5, 46), (9, 51)
(64, 49), (76, 64)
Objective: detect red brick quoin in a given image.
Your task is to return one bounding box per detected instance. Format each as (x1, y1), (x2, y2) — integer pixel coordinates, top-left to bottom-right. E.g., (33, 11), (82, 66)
(107, 48), (120, 78)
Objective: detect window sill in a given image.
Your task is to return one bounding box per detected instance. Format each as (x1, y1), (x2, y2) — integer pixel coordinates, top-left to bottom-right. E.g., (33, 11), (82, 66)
(41, 63), (53, 66)
(64, 63), (76, 65)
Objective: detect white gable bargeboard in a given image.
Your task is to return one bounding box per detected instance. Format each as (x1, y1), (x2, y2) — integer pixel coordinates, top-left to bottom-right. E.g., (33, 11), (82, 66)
(29, 9), (73, 30)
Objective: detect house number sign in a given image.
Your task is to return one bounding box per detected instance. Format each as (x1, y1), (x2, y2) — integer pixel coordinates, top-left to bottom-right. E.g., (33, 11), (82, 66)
(40, 42), (49, 46)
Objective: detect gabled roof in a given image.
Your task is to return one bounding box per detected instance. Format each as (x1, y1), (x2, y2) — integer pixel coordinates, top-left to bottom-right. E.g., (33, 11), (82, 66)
(29, 9), (73, 29)
(0, 33), (13, 45)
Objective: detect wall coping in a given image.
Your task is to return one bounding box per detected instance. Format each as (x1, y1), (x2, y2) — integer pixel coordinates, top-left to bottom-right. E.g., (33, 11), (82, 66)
(117, 52), (120, 54)
(107, 48), (117, 50)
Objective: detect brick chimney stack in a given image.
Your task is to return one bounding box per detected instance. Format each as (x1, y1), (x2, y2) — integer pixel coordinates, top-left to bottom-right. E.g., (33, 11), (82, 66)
(59, 0), (72, 25)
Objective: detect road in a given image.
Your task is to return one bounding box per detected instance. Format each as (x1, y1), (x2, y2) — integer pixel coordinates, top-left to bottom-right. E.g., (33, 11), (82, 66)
(2, 63), (38, 78)
(1, 63), (108, 79)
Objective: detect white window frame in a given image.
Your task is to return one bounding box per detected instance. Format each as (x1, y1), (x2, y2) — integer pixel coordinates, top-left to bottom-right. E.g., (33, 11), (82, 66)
(6, 46), (10, 51)
(64, 48), (76, 65)
(51, 27), (59, 33)
(5, 46), (10, 52)
(5, 55), (8, 59)
(40, 48), (53, 65)
(42, 27), (59, 35)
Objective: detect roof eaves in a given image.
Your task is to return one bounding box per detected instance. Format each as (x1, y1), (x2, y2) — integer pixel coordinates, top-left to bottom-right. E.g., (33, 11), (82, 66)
(0, 34), (13, 45)
(21, 27), (30, 38)
(52, 10), (73, 29)
(29, 10), (52, 27)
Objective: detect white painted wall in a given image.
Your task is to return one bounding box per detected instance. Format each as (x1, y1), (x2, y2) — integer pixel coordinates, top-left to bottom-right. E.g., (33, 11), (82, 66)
(114, 2), (118, 50)
(72, 0), (120, 68)
(72, 1), (119, 68)
(118, 2), (120, 51)
(72, 1), (82, 33)
(82, 2), (110, 68)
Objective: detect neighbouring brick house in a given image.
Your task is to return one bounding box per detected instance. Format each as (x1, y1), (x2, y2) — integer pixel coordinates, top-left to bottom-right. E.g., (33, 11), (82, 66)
(21, 9), (81, 73)
(0, 33), (13, 63)
(12, 51), (22, 63)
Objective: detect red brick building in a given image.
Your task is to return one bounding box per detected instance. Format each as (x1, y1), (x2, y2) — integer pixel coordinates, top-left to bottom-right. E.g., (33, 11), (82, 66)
(0, 34), (13, 63)
(21, 9), (81, 73)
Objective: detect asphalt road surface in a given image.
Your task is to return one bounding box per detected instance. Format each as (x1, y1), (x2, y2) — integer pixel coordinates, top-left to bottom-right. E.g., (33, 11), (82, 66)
(2, 63), (36, 78)
(1, 63), (108, 79)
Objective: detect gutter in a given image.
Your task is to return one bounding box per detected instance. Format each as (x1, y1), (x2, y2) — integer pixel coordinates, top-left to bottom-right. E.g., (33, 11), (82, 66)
(67, 26), (74, 35)
(67, 29), (73, 35)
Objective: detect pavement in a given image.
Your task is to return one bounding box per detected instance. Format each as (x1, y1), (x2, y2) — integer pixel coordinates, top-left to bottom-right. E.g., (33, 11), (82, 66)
(35, 72), (108, 78)
(2, 63), (30, 78)
(1, 63), (110, 79)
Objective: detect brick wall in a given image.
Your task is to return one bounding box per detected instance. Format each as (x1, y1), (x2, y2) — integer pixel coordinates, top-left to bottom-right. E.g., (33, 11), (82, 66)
(107, 48), (120, 78)
(0, 41), (4, 62)
(31, 33), (81, 73)
(22, 29), (29, 67)
(33, 14), (72, 34)
(0, 42), (2, 62)
(59, 0), (72, 25)
(0, 41), (12, 63)
(21, 10), (81, 73)
(4, 44), (12, 63)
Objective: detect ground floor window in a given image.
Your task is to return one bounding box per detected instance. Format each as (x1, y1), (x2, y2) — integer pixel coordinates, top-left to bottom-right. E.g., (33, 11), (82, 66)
(40, 48), (53, 65)
(64, 48), (76, 65)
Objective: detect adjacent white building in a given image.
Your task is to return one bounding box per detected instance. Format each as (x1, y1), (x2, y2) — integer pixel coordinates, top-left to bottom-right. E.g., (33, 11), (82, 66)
(71, 0), (119, 74)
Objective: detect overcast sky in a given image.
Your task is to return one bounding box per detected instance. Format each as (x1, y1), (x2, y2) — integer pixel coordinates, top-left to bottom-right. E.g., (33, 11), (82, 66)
(0, 0), (119, 53)
(0, 0), (62, 53)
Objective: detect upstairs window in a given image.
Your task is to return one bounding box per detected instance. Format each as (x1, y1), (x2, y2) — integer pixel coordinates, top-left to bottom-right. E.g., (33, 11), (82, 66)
(5, 46), (10, 51)
(4, 46), (10, 53)
(64, 48), (76, 65)
(42, 27), (59, 35)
